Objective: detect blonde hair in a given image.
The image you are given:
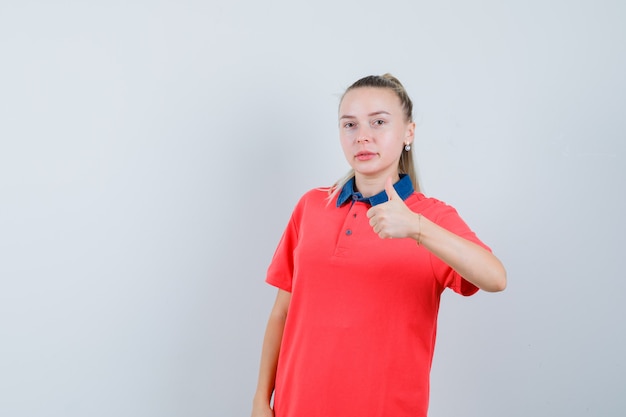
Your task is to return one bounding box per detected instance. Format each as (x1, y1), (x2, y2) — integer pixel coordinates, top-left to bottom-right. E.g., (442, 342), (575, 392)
(329, 73), (420, 201)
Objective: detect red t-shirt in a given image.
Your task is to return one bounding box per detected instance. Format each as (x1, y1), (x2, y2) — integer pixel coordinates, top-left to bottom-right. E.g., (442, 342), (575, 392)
(266, 187), (488, 417)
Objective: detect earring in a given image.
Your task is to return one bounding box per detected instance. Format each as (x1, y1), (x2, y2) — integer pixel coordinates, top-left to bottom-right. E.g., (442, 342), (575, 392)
(404, 143), (411, 151)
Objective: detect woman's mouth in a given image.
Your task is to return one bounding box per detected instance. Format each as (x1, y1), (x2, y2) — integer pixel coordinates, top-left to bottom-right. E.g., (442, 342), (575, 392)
(355, 151), (377, 161)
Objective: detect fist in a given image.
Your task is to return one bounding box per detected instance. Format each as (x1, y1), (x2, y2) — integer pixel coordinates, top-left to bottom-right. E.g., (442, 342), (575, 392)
(367, 177), (419, 239)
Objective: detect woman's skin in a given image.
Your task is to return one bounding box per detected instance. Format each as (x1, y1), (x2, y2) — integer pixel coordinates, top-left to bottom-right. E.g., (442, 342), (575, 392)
(252, 290), (290, 417)
(251, 86), (506, 417)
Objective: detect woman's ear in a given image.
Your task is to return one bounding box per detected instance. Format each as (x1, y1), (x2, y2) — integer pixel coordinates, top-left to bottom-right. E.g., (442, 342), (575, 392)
(405, 122), (416, 143)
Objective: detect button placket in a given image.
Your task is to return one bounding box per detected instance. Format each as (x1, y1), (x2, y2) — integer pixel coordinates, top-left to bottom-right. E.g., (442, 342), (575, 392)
(343, 203), (362, 237)
(333, 203), (361, 257)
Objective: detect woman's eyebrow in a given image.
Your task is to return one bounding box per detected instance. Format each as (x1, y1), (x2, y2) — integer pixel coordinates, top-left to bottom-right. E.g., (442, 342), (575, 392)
(339, 111), (390, 120)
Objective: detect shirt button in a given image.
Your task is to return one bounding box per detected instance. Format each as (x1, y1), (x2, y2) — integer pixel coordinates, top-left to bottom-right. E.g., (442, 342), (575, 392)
(352, 194), (358, 200)
(345, 229), (352, 236)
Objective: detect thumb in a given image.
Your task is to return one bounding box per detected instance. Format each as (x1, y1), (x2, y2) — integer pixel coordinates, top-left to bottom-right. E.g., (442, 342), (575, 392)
(385, 176), (400, 201)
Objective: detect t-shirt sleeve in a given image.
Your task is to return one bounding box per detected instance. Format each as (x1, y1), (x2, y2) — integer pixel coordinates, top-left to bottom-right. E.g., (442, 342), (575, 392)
(427, 201), (491, 296)
(265, 201), (303, 293)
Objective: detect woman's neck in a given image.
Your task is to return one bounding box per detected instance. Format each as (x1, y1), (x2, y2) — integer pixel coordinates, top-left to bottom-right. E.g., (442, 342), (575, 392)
(354, 173), (400, 198)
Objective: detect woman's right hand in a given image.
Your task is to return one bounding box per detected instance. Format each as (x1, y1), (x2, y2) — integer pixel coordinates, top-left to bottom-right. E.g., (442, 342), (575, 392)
(251, 403), (274, 417)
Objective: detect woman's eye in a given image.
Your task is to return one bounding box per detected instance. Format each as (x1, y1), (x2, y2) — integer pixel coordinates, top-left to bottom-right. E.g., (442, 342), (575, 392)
(344, 122), (355, 128)
(373, 119), (385, 126)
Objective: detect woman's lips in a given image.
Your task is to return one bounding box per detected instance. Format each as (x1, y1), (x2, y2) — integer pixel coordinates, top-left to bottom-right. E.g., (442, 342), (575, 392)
(355, 151), (377, 161)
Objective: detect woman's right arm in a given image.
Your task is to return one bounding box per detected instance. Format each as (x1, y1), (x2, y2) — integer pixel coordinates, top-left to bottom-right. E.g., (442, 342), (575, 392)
(251, 289), (291, 417)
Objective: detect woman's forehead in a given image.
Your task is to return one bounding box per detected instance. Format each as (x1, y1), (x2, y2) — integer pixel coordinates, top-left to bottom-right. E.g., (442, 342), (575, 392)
(339, 87), (402, 115)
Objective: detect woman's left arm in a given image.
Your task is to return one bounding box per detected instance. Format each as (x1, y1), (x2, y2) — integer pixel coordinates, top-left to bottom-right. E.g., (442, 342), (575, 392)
(367, 178), (507, 292)
(413, 214), (507, 292)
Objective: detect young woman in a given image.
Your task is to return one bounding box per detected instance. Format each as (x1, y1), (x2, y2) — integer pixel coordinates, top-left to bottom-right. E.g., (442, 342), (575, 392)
(251, 74), (506, 417)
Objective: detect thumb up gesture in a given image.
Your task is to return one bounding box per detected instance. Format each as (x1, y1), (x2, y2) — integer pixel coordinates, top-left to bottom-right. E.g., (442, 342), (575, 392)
(367, 177), (420, 240)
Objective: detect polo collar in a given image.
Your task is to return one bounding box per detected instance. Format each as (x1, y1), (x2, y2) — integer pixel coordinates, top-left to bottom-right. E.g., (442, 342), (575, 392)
(336, 174), (414, 207)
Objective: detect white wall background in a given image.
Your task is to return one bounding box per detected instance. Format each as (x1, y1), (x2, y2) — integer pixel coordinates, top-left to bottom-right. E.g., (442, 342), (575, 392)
(1, 1), (624, 416)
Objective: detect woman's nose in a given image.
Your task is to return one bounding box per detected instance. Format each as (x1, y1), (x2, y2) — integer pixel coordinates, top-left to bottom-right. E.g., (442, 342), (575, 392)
(356, 127), (371, 143)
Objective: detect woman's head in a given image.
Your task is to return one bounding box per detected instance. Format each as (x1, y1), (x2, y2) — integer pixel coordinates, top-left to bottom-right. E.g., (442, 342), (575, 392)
(335, 73), (420, 193)
(342, 73), (414, 123)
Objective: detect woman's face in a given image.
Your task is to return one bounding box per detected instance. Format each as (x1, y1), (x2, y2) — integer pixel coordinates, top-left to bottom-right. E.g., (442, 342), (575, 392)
(339, 87), (414, 183)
